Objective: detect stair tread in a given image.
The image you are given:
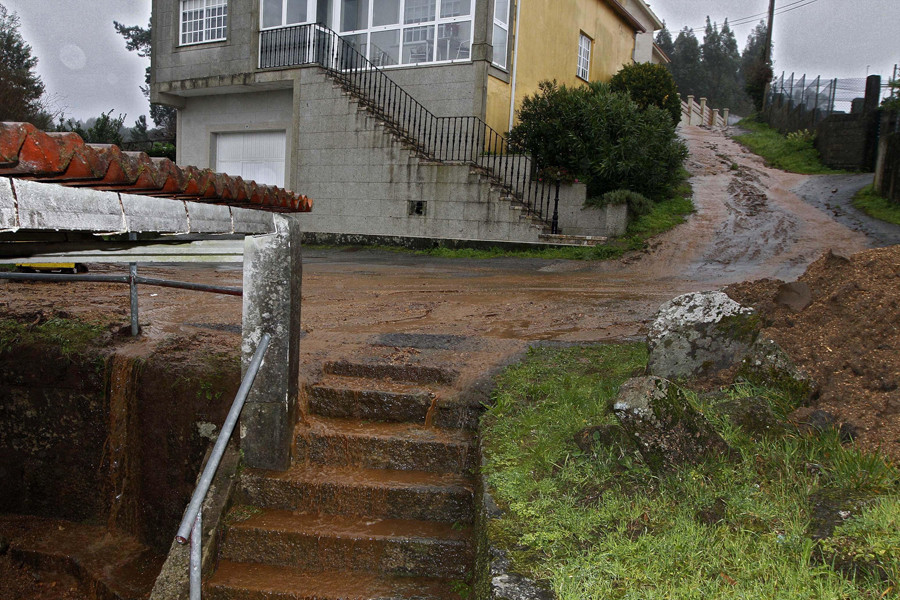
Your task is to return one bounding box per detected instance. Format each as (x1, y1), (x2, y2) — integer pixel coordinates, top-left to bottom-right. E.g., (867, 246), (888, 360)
(228, 508), (471, 542)
(299, 416), (475, 446)
(208, 562), (462, 599)
(246, 464), (474, 492)
(309, 375), (479, 408)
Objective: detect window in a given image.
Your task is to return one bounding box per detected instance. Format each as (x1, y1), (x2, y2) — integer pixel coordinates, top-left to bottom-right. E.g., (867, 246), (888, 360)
(492, 0), (508, 69)
(261, 0), (316, 29)
(180, 0), (228, 45)
(577, 33), (591, 81)
(337, 0), (472, 66)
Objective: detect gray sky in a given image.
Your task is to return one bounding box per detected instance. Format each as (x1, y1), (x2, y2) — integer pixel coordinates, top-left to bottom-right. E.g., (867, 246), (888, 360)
(3, 0), (898, 123)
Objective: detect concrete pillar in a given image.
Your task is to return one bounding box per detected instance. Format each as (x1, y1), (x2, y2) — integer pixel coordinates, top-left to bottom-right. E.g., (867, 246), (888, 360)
(240, 214), (303, 471)
(699, 98), (707, 125)
(712, 109), (720, 127)
(723, 109), (730, 125)
(864, 75), (882, 114)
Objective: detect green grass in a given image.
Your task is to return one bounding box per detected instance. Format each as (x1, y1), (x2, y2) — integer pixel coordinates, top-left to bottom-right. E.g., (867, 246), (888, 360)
(0, 317), (109, 356)
(852, 184), (900, 226)
(481, 345), (899, 599)
(733, 119), (845, 175)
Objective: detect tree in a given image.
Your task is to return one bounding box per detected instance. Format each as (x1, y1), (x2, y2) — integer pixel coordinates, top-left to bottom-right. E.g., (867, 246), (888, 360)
(700, 18), (746, 113)
(0, 3), (54, 128)
(669, 28), (703, 99)
(609, 62), (682, 125)
(741, 21), (773, 112)
(654, 24), (675, 62)
(58, 110), (127, 145)
(114, 20), (176, 138)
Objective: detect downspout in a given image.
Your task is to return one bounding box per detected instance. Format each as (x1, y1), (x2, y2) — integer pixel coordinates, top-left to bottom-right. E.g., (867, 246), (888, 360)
(507, 0), (523, 131)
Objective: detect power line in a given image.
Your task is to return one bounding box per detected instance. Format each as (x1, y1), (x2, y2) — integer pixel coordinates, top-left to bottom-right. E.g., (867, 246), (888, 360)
(683, 0), (820, 33)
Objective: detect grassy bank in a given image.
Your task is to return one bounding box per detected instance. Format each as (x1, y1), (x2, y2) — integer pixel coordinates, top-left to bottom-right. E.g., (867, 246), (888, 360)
(733, 119), (844, 175)
(853, 184), (900, 226)
(481, 345), (899, 599)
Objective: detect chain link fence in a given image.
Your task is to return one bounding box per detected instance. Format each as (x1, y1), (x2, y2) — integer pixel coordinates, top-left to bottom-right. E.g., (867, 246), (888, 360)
(767, 72), (871, 115)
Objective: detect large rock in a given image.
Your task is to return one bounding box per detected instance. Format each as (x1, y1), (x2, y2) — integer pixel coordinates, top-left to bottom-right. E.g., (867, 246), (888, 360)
(737, 337), (817, 403)
(648, 291), (759, 379)
(613, 376), (735, 472)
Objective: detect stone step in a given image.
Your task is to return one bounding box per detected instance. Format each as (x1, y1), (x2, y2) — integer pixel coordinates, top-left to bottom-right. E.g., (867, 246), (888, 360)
(240, 464), (475, 524)
(294, 416), (476, 474)
(220, 508), (472, 579)
(206, 562), (463, 600)
(306, 375), (481, 430)
(323, 359), (459, 386)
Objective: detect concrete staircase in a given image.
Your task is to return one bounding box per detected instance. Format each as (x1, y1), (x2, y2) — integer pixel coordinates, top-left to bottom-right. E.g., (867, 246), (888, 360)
(205, 358), (478, 599)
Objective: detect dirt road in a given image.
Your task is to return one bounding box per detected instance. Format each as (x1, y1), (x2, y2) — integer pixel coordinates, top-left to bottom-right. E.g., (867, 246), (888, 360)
(0, 126), (886, 354)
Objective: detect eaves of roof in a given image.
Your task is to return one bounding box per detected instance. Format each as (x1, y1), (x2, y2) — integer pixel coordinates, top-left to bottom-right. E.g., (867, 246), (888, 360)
(604, 0), (647, 33)
(0, 122), (312, 213)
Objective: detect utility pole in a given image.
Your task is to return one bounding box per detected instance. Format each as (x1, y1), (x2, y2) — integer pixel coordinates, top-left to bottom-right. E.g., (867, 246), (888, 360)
(763, 0), (775, 66)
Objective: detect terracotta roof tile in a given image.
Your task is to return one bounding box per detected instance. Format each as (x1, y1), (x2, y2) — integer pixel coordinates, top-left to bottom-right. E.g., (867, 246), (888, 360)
(0, 122), (312, 213)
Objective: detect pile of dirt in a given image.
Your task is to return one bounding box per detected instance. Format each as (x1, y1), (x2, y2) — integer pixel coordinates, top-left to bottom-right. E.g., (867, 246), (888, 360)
(0, 554), (85, 600)
(725, 245), (900, 461)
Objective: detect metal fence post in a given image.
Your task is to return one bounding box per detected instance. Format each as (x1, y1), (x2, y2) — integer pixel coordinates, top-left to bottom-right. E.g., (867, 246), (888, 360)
(190, 512), (201, 600)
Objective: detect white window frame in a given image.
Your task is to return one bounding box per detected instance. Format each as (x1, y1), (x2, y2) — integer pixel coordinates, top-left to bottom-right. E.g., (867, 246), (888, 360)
(491, 0), (509, 70)
(334, 0), (474, 68)
(577, 32), (591, 81)
(180, 0), (228, 46)
(260, 0), (317, 30)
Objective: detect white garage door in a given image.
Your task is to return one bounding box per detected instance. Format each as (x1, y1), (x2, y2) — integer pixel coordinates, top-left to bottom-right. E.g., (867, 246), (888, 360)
(216, 131), (287, 187)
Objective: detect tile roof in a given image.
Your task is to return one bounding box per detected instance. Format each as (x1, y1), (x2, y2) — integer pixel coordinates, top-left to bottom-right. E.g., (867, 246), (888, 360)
(0, 122), (312, 213)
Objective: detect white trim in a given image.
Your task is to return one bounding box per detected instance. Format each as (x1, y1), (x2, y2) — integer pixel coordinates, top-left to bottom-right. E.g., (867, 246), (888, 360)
(179, 0), (228, 46)
(335, 0), (474, 66)
(577, 32), (591, 81)
(492, 0), (509, 69)
(508, 0), (522, 131)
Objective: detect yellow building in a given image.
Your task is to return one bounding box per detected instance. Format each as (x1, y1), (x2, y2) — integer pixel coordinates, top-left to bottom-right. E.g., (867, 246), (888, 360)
(485, 0), (650, 133)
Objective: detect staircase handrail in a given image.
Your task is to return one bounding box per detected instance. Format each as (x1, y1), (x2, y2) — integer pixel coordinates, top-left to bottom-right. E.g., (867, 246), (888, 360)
(259, 23), (557, 228)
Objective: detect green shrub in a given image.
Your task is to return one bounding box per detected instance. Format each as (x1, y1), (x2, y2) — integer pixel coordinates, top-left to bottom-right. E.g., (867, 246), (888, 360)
(509, 80), (688, 202)
(609, 62), (682, 125)
(587, 188), (652, 221)
(147, 142), (176, 161)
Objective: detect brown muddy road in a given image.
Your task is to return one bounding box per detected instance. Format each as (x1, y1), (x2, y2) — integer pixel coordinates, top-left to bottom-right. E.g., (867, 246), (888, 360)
(0, 125), (879, 368)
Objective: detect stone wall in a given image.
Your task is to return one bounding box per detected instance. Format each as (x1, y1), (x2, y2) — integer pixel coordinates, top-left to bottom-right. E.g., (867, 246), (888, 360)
(875, 111), (900, 203)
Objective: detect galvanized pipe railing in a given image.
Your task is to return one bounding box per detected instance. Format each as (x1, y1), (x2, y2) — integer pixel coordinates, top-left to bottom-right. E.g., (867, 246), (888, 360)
(175, 332), (271, 600)
(259, 23), (556, 228)
(0, 268), (242, 335)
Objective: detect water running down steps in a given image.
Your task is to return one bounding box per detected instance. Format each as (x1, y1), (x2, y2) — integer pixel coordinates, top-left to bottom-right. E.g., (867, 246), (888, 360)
(205, 356), (478, 599)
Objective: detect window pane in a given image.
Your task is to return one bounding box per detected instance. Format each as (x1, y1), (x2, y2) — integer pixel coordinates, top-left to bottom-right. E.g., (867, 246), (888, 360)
(437, 21), (470, 61)
(340, 0), (369, 31)
(492, 23), (507, 68)
(494, 0), (508, 25)
(286, 0), (308, 23)
(343, 32), (368, 57)
(262, 0), (283, 27)
(404, 0), (435, 24)
(402, 25), (434, 63)
(370, 29), (400, 66)
(440, 0), (470, 18)
(373, 0), (400, 26)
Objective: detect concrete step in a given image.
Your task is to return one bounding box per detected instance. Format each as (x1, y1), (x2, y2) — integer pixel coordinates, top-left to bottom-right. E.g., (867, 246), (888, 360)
(294, 416), (476, 474)
(306, 375), (481, 430)
(240, 464), (475, 524)
(538, 233), (609, 247)
(220, 508), (472, 579)
(323, 359), (459, 386)
(206, 562), (463, 600)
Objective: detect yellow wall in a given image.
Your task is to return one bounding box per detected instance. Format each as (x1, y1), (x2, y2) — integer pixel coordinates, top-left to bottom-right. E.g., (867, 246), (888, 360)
(486, 0), (636, 133)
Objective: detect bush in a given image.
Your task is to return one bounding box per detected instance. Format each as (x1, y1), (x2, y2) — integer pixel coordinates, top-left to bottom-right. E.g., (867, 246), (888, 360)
(609, 62), (682, 125)
(509, 80), (688, 202)
(147, 142), (176, 161)
(588, 189), (653, 220)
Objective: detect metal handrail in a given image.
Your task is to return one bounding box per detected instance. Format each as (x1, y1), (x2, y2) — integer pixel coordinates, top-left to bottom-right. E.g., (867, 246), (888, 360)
(259, 23), (558, 229)
(175, 332), (271, 600)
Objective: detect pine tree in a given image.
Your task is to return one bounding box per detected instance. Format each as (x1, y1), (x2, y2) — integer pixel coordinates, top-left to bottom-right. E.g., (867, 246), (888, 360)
(670, 28), (703, 99)
(114, 20), (176, 139)
(741, 21), (773, 112)
(0, 3), (52, 127)
(654, 24), (674, 62)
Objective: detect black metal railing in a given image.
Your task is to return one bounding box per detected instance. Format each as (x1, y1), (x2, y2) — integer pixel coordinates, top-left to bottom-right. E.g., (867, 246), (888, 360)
(259, 23), (558, 228)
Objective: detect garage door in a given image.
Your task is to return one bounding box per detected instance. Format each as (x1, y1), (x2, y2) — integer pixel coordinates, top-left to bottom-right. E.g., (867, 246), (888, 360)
(216, 131), (286, 187)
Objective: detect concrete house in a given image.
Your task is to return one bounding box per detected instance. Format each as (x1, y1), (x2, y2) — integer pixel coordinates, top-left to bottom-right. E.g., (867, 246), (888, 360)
(151, 0), (663, 244)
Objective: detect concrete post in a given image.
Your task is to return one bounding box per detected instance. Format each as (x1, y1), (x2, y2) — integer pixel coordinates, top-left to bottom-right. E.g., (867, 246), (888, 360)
(699, 98), (708, 125)
(240, 214), (303, 471)
(687, 96), (695, 125)
(723, 109), (730, 125)
(712, 109), (720, 127)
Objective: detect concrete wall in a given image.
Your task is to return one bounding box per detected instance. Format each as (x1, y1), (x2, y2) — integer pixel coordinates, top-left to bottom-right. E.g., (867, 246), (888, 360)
(814, 114), (875, 171)
(384, 64), (479, 119)
(152, 0), (258, 86)
(875, 111), (900, 203)
(177, 89), (295, 182)
(293, 69), (547, 242)
(556, 183), (628, 237)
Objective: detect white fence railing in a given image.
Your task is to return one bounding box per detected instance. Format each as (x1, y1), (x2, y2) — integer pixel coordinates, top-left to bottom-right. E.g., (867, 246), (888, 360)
(680, 95), (729, 128)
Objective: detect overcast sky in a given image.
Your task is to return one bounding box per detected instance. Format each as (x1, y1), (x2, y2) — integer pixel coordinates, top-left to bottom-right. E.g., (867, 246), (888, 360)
(3, 0), (898, 123)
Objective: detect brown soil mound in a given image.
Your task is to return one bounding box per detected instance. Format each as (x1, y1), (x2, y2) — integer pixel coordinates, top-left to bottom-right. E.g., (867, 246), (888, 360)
(726, 245), (900, 462)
